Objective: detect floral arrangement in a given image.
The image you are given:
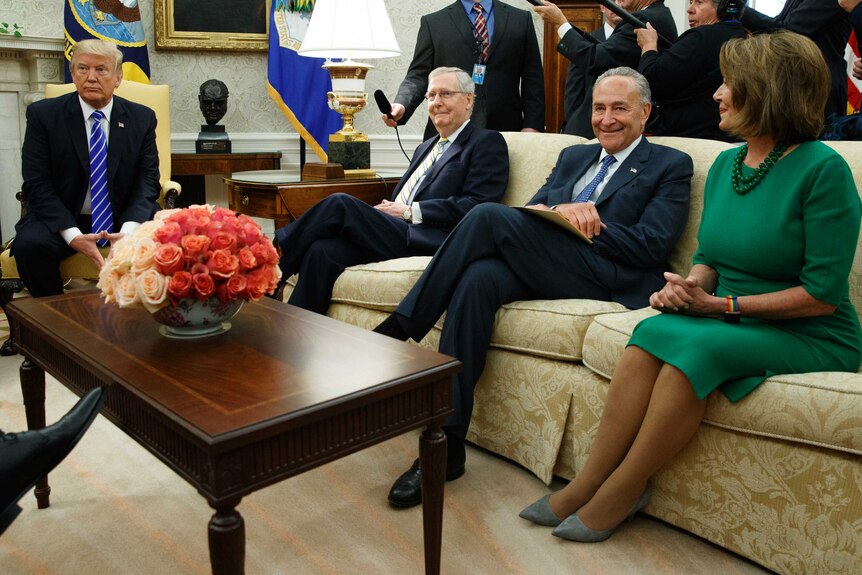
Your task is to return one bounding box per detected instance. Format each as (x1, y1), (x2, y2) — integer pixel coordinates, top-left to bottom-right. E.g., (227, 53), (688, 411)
(98, 205), (281, 313)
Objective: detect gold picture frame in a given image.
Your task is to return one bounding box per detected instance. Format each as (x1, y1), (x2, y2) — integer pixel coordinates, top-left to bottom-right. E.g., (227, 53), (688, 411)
(154, 0), (271, 51)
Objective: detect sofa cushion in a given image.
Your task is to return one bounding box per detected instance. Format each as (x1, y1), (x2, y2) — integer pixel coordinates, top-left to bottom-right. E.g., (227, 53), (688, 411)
(499, 132), (586, 207)
(583, 308), (862, 456)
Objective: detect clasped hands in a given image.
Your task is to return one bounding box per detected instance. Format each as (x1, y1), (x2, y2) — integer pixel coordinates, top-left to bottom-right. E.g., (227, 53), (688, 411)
(375, 199), (409, 217)
(650, 272), (716, 316)
(70, 231), (124, 269)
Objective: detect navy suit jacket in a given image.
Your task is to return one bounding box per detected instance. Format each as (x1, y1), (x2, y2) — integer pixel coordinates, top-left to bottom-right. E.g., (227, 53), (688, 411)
(18, 91), (160, 235)
(528, 138), (693, 307)
(394, 0), (545, 139)
(558, 1), (678, 137)
(392, 120), (509, 252)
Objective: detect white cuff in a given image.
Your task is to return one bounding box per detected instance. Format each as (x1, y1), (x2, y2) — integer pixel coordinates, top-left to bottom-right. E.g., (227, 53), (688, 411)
(558, 23), (573, 40)
(411, 202), (423, 224)
(61, 227), (83, 245)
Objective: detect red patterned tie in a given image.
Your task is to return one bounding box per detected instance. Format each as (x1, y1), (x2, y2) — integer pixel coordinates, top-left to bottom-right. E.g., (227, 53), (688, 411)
(473, 3), (489, 63)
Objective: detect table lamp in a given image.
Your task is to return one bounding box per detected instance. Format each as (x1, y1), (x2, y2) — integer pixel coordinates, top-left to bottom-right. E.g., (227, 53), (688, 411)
(298, 0), (400, 172)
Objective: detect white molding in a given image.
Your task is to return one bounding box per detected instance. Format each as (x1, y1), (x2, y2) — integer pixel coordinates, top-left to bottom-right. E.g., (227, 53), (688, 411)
(0, 35), (63, 53)
(171, 132), (422, 174)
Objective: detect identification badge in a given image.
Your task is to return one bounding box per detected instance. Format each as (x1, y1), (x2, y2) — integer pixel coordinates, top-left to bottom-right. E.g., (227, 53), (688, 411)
(472, 63), (487, 85)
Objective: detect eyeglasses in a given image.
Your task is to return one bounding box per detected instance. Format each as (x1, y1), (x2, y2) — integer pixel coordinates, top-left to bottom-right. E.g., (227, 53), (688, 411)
(73, 64), (113, 78)
(425, 90), (464, 102)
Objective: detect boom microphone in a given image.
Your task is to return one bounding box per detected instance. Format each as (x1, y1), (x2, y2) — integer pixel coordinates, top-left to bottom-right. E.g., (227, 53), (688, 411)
(596, 0), (673, 48)
(374, 89), (394, 121)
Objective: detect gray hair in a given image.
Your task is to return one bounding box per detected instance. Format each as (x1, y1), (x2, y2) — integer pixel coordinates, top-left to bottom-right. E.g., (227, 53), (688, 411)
(594, 67), (651, 106)
(71, 39), (124, 75)
(429, 66), (475, 95)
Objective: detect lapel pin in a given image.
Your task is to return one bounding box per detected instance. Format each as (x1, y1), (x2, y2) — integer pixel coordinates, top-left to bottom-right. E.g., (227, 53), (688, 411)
(630, 168), (638, 173)
(118, 122), (125, 128)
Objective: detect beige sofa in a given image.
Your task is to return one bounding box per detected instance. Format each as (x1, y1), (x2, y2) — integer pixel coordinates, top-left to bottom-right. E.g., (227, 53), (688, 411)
(284, 133), (862, 575)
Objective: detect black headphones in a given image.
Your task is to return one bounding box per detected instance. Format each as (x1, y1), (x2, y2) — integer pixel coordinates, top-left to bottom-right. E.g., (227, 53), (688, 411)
(715, 0), (746, 21)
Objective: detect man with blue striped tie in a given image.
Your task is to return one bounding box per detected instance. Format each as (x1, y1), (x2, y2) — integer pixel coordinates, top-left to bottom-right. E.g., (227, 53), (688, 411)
(11, 39), (160, 297)
(274, 67), (509, 315)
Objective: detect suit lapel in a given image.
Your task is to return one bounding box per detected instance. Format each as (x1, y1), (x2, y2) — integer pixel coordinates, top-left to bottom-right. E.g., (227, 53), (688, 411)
(390, 137), (438, 201)
(64, 94), (89, 174)
(447, 1), (480, 59)
(412, 122), (474, 201)
(487, 1), (508, 62)
(107, 96), (126, 189)
(594, 138), (650, 207)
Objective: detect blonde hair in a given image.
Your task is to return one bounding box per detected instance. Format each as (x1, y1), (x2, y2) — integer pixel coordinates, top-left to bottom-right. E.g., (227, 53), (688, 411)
(70, 39), (124, 76)
(719, 31), (829, 143)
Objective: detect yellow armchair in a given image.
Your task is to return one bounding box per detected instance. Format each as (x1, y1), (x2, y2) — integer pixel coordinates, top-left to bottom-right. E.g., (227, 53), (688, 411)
(0, 81), (181, 354)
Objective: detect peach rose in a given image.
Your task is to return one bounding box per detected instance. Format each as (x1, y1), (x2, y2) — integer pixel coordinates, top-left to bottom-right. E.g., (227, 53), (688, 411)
(251, 240), (279, 266)
(153, 243), (184, 276)
(207, 249), (239, 279)
(167, 271), (194, 299)
(130, 237), (158, 273)
(135, 268), (169, 312)
(209, 230), (237, 252)
(115, 272), (140, 308)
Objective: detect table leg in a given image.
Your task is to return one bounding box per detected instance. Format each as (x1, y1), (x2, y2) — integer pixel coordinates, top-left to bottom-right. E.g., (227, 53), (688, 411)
(420, 424), (447, 575)
(208, 496), (245, 575)
(20, 358), (51, 509)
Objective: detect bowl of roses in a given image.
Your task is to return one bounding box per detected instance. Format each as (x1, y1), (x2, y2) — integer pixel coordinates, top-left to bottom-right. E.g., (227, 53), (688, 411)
(98, 205), (281, 338)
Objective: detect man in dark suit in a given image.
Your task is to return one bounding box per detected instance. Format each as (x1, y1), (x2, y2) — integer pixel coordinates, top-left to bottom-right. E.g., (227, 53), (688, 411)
(743, 0), (851, 119)
(12, 39), (160, 297)
(382, 0), (545, 139)
(275, 67), (509, 315)
(840, 0), (862, 79)
(533, 0), (678, 137)
(375, 67), (693, 508)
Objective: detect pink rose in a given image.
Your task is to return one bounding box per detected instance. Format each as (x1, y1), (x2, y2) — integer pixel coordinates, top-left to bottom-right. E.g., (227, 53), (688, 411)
(153, 243), (185, 276)
(207, 249), (239, 279)
(237, 246), (257, 270)
(154, 221), (183, 245)
(181, 234), (211, 261)
(215, 274), (247, 303)
(251, 240), (279, 266)
(167, 271), (194, 299)
(209, 230), (237, 252)
(241, 221), (262, 247)
(192, 271), (216, 300)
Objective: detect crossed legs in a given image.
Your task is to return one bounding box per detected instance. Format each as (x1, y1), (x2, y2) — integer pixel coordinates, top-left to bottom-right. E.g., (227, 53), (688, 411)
(542, 346), (706, 534)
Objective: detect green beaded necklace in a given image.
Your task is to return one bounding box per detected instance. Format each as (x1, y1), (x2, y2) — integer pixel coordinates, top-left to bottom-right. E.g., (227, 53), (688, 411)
(731, 143), (789, 195)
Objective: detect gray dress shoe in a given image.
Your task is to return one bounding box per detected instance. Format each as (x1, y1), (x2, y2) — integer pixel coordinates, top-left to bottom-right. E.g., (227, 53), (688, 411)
(519, 494), (564, 527)
(552, 484), (652, 543)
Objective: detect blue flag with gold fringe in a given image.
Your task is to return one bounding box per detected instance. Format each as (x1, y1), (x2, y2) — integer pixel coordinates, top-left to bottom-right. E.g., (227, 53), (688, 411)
(268, 0), (341, 161)
(64, 0), (151, 83)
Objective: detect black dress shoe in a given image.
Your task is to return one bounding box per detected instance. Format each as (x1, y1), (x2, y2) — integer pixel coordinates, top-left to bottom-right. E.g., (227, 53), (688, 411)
(387, 455), (466, 509)
(373, 314), (410, 342)
(0, 387), (107, 523)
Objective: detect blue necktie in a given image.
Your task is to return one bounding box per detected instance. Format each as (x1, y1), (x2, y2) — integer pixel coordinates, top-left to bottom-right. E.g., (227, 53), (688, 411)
(89, 110), (112, 247)
(572, 155), (616, 203)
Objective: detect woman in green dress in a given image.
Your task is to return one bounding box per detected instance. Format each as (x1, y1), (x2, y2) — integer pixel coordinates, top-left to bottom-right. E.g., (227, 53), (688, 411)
(520, 30), (862, 542)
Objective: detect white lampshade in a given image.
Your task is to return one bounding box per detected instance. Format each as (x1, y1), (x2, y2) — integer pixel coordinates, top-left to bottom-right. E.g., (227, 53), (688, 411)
(298, 0), (401, 60)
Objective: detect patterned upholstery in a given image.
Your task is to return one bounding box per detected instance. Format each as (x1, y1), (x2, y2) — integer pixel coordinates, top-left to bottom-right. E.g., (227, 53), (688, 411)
(283, 133), (862, 574)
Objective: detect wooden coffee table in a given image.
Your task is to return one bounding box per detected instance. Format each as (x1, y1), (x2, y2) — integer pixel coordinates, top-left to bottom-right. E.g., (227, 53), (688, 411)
(6, 291), (460, 574)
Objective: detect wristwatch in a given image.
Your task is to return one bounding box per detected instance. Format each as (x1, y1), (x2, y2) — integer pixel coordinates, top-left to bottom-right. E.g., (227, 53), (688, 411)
(402, 207), (412, 222)
(724, 295), (741, 323)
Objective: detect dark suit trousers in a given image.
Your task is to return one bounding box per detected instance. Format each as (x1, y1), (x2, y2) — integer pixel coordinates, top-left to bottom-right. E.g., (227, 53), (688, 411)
(392, 203), (617, 438)
(276, 193), (417, 314)
(11, 215), (92, 297)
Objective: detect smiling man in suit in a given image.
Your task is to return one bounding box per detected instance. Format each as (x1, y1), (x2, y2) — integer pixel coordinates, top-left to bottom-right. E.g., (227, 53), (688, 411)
(382, 0), (545, 138)
(12, 39), (160, 297)
(375, 67), (693, 508)
(274, 67), (508, 315)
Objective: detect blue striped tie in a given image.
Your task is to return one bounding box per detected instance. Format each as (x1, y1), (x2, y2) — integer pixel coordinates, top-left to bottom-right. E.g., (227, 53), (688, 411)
(572, 155), (616, 203)
(89, 110), (112, 247)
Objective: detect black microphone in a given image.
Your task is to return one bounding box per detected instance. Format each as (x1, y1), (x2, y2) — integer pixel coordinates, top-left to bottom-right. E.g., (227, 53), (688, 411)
(523, 0), (543, 6)
(374, 89), (394, 121)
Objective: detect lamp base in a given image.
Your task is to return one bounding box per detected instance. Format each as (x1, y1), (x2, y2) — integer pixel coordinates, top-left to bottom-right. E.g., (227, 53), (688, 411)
(328, 139), (370, 170)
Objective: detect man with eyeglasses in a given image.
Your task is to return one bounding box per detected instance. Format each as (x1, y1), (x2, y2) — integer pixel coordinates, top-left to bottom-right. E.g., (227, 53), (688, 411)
(12, 39), (160, 297)
(376, 68), (693, 509)
(273, 67), (508, 315)
(382, 0), (545, 139)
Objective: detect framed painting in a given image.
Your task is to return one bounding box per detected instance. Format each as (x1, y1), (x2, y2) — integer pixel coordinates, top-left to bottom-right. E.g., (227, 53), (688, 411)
(154, 0), (271, 51)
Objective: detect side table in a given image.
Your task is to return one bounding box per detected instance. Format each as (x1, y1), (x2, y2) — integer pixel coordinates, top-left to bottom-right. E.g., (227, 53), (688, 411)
(171, 152), (282, 207)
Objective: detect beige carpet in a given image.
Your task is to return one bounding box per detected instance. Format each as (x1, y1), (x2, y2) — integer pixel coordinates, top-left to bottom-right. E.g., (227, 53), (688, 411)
(0, 327), (771, 575)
